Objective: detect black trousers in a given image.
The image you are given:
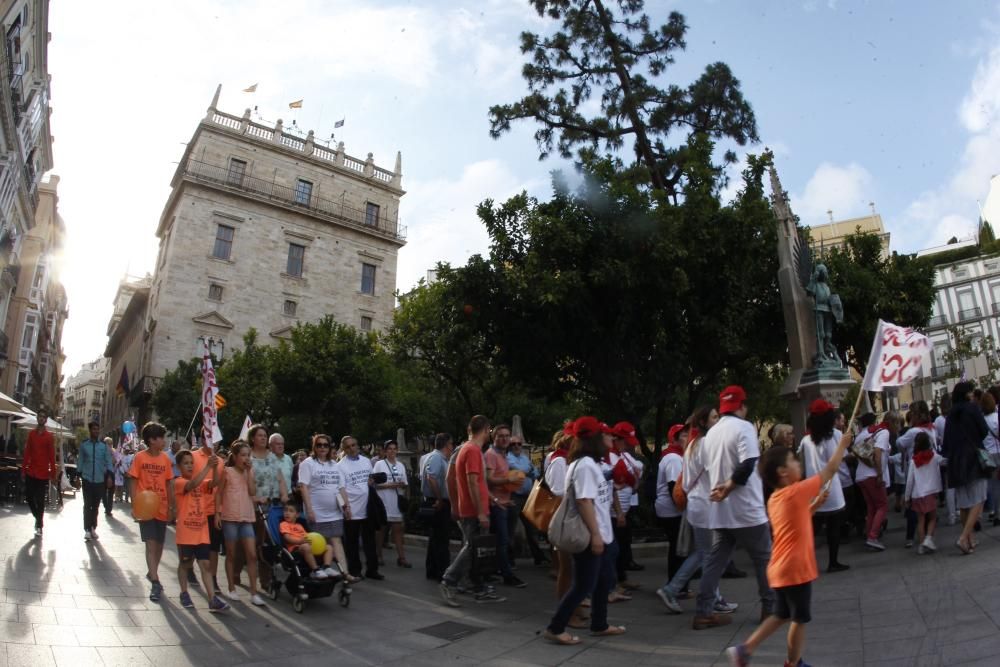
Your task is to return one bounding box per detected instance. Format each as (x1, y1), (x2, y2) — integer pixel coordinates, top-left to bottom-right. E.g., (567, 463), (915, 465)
(344, 518), (379, 577)
(614, 510), (634, 582)
(102, 476), (114, 514)
(815, 509), (844, 567)
(425, 499), (452, 580)
(82, 481), (105, 532)
(25, 476), (48, 528)
(659, 515), (683, 582)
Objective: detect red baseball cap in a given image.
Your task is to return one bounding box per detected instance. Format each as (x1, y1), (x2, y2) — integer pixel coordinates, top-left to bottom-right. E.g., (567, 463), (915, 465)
(563, 416), (613, 439)
(809, 398), (836, 415)
(611, 421), (639, 447)
(667, 423), (687, 444)
(719, 385), (747, 415)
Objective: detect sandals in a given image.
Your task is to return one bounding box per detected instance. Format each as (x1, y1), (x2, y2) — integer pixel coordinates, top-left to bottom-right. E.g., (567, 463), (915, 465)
(590, 625), (626, 637)
(608, 591), (632, 603)
(543, 630), (582, 645)
(397, 558), (412, 568)
(567, 617), (589, 629)
(956, 539), (972, 555)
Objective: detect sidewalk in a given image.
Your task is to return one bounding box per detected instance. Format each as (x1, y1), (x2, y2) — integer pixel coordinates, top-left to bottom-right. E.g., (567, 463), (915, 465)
(3, 495), (1000, 666)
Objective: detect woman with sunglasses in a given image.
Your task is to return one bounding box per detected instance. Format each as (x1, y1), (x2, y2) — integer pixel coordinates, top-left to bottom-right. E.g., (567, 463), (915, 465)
(297, 434), (358, 582)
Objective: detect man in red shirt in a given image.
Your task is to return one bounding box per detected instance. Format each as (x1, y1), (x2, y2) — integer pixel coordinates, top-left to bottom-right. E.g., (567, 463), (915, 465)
(22, 408), (57, 536)
(440, 415), (505, 607)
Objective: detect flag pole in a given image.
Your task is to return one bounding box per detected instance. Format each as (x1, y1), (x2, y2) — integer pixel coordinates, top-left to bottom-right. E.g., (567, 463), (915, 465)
(847, 384), (866, 430)
(183, 401), (202, 441)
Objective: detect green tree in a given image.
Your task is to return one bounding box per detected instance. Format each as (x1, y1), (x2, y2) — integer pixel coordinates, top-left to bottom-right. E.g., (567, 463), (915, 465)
(941, 325), (1000, 388)
(150, 357), (202, 435)
(488, 1), (757, 199)
(216, 329), (275, 443)
(980, 219), (996, 245)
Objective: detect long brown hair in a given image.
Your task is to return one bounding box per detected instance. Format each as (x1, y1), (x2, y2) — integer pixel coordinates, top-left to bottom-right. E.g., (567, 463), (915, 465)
(226, 441), (250, 467)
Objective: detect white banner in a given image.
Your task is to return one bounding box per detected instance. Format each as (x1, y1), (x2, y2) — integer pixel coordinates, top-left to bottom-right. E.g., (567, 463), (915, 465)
(239, 415), (252, 442)
(862, 319), (932, 392)
(201, 352), (222, 446)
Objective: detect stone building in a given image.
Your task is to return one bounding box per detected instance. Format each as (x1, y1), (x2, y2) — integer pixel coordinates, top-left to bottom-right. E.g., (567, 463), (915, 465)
(0, 0), (57, 409)
(807, 210), (891, 260)
(110, 86), (406, 422)
(62, 356), (106, 429)
(101, 275), (151, 434)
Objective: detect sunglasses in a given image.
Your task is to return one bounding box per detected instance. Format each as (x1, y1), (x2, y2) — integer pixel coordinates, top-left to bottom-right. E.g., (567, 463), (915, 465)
(315, 442), (331, 448)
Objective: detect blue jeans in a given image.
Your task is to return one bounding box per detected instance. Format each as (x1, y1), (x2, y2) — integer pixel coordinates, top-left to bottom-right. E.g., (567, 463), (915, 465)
(489, 504), (514, 578)
(662, 525), (721, 601)
(548, 541), (618, 634)
(442, 518), (483, 589)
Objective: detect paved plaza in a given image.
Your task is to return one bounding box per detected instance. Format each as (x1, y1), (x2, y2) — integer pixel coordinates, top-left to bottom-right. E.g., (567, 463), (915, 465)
(2, 496), (1000, 666)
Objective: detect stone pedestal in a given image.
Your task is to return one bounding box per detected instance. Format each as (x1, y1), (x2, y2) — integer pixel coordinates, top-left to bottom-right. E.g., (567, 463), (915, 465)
(782, 366), (855, 441)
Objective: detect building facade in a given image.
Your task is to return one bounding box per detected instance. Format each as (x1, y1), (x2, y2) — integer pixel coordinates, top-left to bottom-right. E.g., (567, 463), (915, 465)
(62, 356), (106, 429)
(807, 212), (891, 260)
(108, 87), (406, 422)
(101, 275), (150, 434)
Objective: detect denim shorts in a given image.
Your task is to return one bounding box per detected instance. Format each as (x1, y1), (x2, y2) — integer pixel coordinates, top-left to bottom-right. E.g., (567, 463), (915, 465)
(222, 520), (255, 541)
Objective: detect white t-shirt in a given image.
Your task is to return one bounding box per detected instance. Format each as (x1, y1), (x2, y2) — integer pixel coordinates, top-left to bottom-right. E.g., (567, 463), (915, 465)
(905, 452), (946, 500)
(608, 450), (641, 513)
(703, 415), (767, 529)
(373, 458), (408, 521)
(833, 428), (853, 488)
(683, 438), (712, 528)
(854, 428), (891, 487)
(984, 413), (1000, 456)
(800, 434), (845, 512)
(895, 424), (936, 480)
(567, 457), (614, 545)
(629, 456), (644, 508)
(933, 415), (946, 451)
(654, 452), (683, 518)
(297, 457), (344, 522)
(545, 453), (568, 497)
(338, 455), (373, 520)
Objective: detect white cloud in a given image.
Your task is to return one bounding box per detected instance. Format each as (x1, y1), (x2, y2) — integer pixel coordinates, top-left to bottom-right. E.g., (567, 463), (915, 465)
(791, 162), (873, 224)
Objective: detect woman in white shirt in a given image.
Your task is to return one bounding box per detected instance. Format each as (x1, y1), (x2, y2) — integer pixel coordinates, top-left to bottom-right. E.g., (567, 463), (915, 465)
(298, 434), (357, 583)
(981, 392), (1000, 526)
(544, 417), (625, 646)
(373, 440), (410, 568)
(800, 399), (849, 572)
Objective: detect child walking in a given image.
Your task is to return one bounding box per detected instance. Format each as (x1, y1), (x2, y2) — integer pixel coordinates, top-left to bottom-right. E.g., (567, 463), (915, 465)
(173, 449), (230, 612)
(216, 441), (266, 606)
(726, 428), (854, 667)
(279, 503), (337, 578)
(905, 432), (945, 554)
(127, 422), (175, 602)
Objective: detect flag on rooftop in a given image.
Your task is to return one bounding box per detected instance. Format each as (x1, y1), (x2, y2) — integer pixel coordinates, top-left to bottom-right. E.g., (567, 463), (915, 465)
(242, 83), (258, 93)
(288, 99), (303, 109)
(334, 118), (345, 128)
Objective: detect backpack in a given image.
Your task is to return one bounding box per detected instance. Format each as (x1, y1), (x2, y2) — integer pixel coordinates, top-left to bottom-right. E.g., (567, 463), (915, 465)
(851, 427), (883, 469)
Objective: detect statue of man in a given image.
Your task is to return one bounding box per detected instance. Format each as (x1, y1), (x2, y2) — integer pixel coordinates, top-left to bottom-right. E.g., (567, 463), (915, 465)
(805, 263), (843, 366)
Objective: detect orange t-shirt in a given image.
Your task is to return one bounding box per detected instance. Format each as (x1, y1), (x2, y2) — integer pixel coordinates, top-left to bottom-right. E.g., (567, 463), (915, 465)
(766, 474), (822, 588)
(280, 521), (308, 548)
(128, 450), (174, 522)
(191, 449), (224, 515)
(173, 477), (210, 546)
(454, 443), (489, 519)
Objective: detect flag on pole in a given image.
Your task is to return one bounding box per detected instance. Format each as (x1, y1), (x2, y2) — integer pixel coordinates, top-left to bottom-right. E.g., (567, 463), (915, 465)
(201, 352), (223, 447)
(239, 415), (252, 442)
(288, 99), (303, 109)
(334, 118), (345, 128)
(861, 319), (932, 392)
(115, 365), (130, 397)
(242, 83), (258, 93)
(215, 393), (226, 410)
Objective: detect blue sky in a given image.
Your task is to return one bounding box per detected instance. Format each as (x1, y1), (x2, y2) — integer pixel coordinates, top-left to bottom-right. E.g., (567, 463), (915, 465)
(50, 0), (1000, 378)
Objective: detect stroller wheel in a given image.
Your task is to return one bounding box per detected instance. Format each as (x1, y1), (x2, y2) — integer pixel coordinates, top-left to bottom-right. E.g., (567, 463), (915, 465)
(269, 581), (280, 601)
(339, 589), (350, 608)
(292, 596), (306, 614)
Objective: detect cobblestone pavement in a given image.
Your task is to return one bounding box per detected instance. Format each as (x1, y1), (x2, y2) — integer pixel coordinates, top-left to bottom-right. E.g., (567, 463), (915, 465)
(3, 495), (1000, 666)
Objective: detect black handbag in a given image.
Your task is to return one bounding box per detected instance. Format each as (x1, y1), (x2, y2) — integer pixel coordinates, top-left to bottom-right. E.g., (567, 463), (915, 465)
(367, 486), (387, 528)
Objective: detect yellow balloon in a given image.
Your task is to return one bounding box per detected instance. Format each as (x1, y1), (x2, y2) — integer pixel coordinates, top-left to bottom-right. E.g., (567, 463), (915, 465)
(306, 532), (327, 556)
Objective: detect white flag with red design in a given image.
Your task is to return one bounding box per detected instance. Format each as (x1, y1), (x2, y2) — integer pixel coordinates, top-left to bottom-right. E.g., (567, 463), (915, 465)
(201, 351), (223, 446)
(862, 319), (931, 392)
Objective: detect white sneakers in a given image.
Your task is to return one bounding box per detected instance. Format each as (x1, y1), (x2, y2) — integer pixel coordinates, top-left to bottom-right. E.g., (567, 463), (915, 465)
(84, 529), (99, 541)
(323, 566), (339, 578)
(250, 593), (266, 606)
(312, 569), (330, 580)
(226, 588), (242, 600)
(865, 539), (887, 551)
(34, 527), (42, 537)
(921, 535), (936, 552)
(226, 588), (266, 606)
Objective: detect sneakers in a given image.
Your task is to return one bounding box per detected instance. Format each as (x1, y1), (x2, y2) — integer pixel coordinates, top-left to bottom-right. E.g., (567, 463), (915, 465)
(322, 566), (340, 579)
(439, 582), (460, 607)
(656, 588), (683, 614)
(714, 598), (739, 614)
(905, 540), (913, 548)
(827, 562), (850, 573)
(250, 593), (266, 606)
(91, 529), (99, 540)
(179, 591), (194, 608)
(726, 644), (750, 667)
(34, 527), (42, 537)
(226, 588), (242, 600)
(208, 595), (231, 613)
(865, 539), (886, 551)
(312, 569), (330, 580)
(474, 586), (506, 603)
(149, 581), (163, 603)
(693, 613), (732, 630)
(917, 544), (926, 555)
(503, 575), (527, 588)
(84, 530), (93, 541)
(922, 535), (937, 552)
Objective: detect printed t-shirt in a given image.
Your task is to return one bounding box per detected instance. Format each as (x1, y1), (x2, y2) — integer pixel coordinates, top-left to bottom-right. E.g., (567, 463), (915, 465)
(191, 449), (223, 515)
(298, 457), (344, 522)
(484, 447), (511, 505)
(338, 455), (373, 520)
(173, 477), (210, 546)
(454, 442), (489, 519)
(766, 475), (822, 588)
(654, 452), (683, 518)
(373, 458), (408, 519)
(568, 457), (614, 544)
(128, 450), (175, 522)
(703, 415), (767, 529)
(280, 521), (309, 548)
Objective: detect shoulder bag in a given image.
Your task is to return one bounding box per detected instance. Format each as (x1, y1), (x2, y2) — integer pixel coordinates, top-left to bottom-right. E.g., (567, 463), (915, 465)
(522, 478), (560, 532)
(385, 461), (407, 514)
(850, 431), (879, 469)
(547, 462), (592, 554)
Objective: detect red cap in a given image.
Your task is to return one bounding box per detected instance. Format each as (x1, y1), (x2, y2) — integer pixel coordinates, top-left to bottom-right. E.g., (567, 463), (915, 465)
(809, 398), (836, 416)
(564, 416), (613, 439)
(611, 421), (639, 446)
(719, 385), (747, 414)
(667, 423), (687, 444)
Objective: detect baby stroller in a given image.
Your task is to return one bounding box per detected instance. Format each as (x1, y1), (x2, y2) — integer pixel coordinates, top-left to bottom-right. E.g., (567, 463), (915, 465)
(261, 507), (351, 613)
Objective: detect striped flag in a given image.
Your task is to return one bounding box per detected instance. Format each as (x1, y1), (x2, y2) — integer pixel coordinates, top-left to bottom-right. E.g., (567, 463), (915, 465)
(215, 393), (226, 410)
(288, 99), (303, 109)
(201, 352), (223, 447)
(242, 83), (258, 93)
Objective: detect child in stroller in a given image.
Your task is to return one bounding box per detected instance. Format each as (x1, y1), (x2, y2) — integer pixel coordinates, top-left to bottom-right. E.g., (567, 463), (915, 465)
(262, 502), (351, 613)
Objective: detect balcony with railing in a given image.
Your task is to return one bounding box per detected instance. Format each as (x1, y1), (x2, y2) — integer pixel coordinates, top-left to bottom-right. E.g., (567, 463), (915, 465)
(926, 314), (949, 328)
(932, 363), (957, 379)
(958, 307), (982, 321)
(184, 159), (407, 243)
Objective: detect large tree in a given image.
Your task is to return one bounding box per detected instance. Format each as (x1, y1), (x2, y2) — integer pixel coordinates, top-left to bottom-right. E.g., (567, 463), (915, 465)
(150, 357), (202, 435)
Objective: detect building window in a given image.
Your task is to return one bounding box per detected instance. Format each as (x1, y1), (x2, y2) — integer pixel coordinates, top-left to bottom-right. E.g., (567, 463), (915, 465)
(227, 158), (247, 186)
(21, 312), (36, 349)
(294, 179), (313, 205)
(365, 202), (380, 227)
(283, 300), (297, 316)
(361, 263), (376, 295)
(208, 283), (223, 301)
(360, 316), (372, 332)
(286, 243), (305, 277)
(212, 224), (235, 260)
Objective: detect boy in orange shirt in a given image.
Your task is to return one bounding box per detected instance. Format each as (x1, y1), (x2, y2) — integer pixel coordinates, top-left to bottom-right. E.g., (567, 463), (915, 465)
(173, 449), (229, 612)
(726, 427), (854, 667)
(127, 422), (175, 602)
(279, 503), (336, 578)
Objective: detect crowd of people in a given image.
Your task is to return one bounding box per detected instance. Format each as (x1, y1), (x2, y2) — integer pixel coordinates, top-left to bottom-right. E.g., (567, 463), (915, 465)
(15, 378), (1000, 667)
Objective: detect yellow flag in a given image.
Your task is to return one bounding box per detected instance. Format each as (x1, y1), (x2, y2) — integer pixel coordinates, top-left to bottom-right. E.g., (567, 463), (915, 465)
(288, 99), (303, 109)
(242, 83), (258, 93)
(215, 393), (226, 410)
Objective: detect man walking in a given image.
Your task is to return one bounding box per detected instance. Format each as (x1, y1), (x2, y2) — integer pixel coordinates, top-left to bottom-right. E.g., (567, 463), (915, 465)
(22, 408), (57, 537)
(79, 420), (114, 541)
(693, 386), (775, 630)
(422, 432), (454, 581)
(486, 424), (526, 588)
(440, 415), (505, 606)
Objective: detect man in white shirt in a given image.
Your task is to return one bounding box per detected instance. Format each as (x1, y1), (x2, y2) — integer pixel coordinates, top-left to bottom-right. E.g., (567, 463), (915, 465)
(693, 386), (774, 630)
(339, 436), (382, 580)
